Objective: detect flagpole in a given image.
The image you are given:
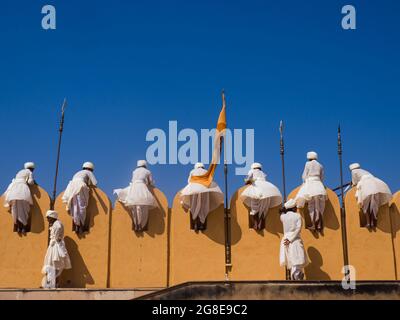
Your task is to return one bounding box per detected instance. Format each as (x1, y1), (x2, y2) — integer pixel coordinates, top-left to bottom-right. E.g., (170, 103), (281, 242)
(50, 98), (67, 210)
(337, 125), (349, 269)
(222, 91), (232, 278)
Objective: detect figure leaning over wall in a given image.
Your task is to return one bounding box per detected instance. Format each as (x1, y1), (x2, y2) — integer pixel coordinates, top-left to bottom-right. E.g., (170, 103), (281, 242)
(2, 162), (37, 234)
(62, 162), (98, 235)
(114, 160), (159, 232)
(349, 163), (392, 229)
(180, 162), (224, 231)
(295, 151), (327, 233)
(240, 162), (282, 230)
(41, 210), (71, 289)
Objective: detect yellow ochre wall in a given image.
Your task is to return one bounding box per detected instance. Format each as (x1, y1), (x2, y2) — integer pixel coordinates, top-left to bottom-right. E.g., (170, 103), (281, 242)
(345, 187), (396, 280)
(389, 192), (400, 280)
(169, 192), (226, 286)
(55, 187), (112, 288)
(110, 188), (169, 288)
(288, 187), (344, 280)
(2, 185), (400, 289)
(229, 186), (284, 281)
(0, 186), (50, 288)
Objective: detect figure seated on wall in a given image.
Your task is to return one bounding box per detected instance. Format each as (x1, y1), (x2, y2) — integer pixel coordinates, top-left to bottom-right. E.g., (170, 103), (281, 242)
(349, 163), (392, 229)
(180, 163), (224, 231)
(295, 151), (327, 233)
(239, 162), (282, 231)
(62, 162), (98, 235)
(280, 199), (309, 280)
(41, 210), (71, 289)
(114, 160), (159, 232)
(2, 162), (37, 234)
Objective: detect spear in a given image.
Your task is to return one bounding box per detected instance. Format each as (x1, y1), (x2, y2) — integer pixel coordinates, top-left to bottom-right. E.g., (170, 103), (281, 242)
(279, 120), (290, 280)
(279, 121), (287, 202)
(50, 98), (67, 210)
(337, 125), (349, 268)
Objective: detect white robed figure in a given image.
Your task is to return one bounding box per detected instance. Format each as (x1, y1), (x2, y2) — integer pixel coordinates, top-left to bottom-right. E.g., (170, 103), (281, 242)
(62, 162), (97, 234)
(280, 199), (309, 280)
(114, 160), (158, 231)
(42, 210), (71, 289)
(2, 162), (36, 233)
(295, 151), (327, 232)
(240, 162), (282, 230)
(180, 163), (224, 231)
(349, 163), (392, 228)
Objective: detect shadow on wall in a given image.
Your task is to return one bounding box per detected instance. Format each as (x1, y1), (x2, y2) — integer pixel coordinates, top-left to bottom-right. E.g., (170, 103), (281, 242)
(229, 192), (242, 245)
(304, 247), (331, 281)
(29, 185), (45, 234)
(60, 236), (94, 288)
(391, 201), (400, 236)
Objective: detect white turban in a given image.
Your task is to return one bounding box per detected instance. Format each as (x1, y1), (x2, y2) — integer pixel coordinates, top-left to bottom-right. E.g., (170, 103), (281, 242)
(137, 160), (147, 168)
(307, 151), (318, 160)
(284, 199), (297, 209)
(83, 162), (94, 170)
(251, 163), (262, 170)
(46, 210), (58, 219)
(24, 162), (35, 169)
(349, 163), (360, 171)
(195, 162), (205, 169)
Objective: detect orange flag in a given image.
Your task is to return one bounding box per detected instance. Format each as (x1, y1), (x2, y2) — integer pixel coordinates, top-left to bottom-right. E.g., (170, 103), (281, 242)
(190, 92), (227, 187)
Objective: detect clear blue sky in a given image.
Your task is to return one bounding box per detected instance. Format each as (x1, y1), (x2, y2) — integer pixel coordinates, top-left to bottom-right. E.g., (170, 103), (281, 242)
(1, 0), (399, 206)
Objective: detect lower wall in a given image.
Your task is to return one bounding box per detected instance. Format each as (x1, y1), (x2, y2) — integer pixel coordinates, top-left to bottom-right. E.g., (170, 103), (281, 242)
(0, 288), (160, 300)
(142, 281), (400, 300)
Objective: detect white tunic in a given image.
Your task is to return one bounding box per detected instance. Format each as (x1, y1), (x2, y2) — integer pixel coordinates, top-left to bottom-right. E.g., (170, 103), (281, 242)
(3, 169), (34, 207)
(114, 167), (158, 208)
(280, 211), (308, 269)
(180, 168), (224, 223)
(351, 168), (392, 207)
(295, 160), (327, 207)
(240, 169), (282, 209)
(42, 220), (71, 280)
(62, 170), (97, 210)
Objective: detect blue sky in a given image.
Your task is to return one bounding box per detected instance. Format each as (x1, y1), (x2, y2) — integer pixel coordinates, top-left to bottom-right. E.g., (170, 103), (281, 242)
(0, 0), (399, 206)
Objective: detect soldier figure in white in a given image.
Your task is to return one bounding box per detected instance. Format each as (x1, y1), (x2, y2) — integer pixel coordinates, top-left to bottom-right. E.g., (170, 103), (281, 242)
(295, 152), (327, 232)
(349, 163), (392, 228)
(42, 210), (71, 289)
(280, 199), (308, 280)
(114, 160), (158, 232)
(180, 163), (224, 231)
(62, 162), (97, 234)
(2, 162), (36, 234)
(240, 162), (282, 230)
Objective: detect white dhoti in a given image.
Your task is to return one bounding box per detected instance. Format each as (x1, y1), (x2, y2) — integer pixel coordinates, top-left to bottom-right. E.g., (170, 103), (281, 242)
(240, 180), (282, 218)
(280, 237), (308, 280)
(114, 180), (158, 230)
(295, 177), (327, 227)
(3, 178), (33, 227)
(180, 182), (224, 224)
(291, 265), (305, 280)
(356, 175), (392, 219)
(10, 200), (31, 226)
(62, 179), (90, 227)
